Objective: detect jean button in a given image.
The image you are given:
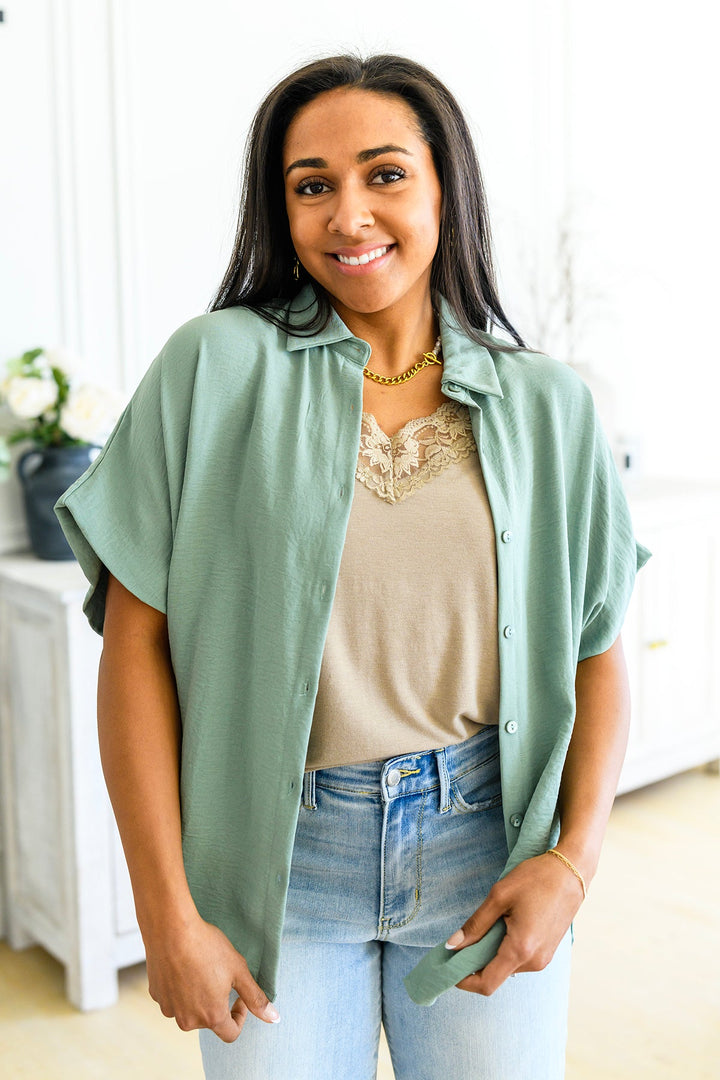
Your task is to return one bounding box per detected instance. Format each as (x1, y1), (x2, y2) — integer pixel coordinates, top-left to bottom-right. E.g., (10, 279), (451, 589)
(386, 768), (402, 787)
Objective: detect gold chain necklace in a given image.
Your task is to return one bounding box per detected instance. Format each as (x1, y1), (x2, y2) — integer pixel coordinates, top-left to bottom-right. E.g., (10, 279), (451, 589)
(363, 336), (442, 386)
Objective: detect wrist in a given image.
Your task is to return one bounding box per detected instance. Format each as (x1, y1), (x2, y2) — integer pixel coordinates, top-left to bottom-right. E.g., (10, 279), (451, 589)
(545, 847), (588, 899)
(553, 830), (602, 886)
(135, 889), (201, 944)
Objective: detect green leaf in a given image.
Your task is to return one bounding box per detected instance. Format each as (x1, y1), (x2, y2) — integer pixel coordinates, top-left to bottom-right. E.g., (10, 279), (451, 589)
(21, 348), (45, 363)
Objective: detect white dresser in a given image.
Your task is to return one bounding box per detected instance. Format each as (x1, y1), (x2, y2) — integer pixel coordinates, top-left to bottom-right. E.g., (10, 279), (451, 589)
(0, 555), (144, 1010)
(0, 478), (718, 1008)
(617, 479), (720, 792)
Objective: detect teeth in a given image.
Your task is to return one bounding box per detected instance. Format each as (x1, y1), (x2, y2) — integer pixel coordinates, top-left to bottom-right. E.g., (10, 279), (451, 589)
(336, 246), (389, 266)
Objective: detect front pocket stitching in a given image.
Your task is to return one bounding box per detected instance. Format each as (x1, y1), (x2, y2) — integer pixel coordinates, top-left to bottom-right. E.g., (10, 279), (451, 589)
(450, 785), (503, 814)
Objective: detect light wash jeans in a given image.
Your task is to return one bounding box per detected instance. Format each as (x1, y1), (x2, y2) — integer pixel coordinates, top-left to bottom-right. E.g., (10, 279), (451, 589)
(200, 725), (571, 1079)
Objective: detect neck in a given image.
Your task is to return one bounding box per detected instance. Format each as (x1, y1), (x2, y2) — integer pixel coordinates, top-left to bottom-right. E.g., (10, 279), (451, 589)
(330, 290), (438, 378)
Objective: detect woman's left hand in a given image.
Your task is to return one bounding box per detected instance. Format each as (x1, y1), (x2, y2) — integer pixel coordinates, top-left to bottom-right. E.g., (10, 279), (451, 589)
(447, 852), (585, 996)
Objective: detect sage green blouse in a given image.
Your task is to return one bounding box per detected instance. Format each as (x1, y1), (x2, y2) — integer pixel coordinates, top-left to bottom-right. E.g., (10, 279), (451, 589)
(55, 285), (650, 1007)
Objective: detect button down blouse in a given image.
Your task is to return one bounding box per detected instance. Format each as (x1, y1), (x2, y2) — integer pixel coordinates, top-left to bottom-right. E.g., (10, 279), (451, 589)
(54, 285), (650, 1007)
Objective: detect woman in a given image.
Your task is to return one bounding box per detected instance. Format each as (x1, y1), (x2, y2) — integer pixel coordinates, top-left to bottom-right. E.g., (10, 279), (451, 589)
(56, 54), (649, 1079)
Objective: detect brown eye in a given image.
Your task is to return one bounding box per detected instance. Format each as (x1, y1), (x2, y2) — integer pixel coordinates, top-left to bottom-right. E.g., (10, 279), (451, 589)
(370, 167), (406, 185)
(296, 178), (330, 196)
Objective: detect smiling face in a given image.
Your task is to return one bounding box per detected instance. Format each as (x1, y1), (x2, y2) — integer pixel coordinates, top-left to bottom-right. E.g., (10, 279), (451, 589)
(283, 88), (443, 326)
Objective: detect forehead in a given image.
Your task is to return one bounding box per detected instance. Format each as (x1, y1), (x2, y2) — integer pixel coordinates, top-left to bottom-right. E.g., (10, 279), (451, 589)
(282, 88), (424, 160)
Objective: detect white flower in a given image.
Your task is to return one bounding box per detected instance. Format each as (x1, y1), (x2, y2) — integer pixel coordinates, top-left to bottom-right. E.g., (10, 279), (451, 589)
(42, 346), (83, 377)
(60, 384), (126, 444)
(4, 375), (59, 419)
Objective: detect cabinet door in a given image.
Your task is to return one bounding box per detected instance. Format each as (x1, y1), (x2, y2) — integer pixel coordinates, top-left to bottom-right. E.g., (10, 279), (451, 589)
(620, 518), (720, 790)
(1, 594), (71, 954)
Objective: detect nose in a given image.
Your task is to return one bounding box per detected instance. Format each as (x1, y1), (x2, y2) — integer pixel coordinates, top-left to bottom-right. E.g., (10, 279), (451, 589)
(327, 182), (374, 236)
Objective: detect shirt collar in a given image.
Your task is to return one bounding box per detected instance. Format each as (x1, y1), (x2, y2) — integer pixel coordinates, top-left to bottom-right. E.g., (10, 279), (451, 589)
(284, 285), (504, 400)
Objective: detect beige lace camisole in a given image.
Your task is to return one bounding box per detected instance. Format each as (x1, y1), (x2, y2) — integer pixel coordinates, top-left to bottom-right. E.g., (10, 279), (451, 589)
(305, 400), (500, 772)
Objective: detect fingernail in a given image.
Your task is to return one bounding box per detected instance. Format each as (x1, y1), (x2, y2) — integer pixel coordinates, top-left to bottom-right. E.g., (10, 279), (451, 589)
(445, 930), (465, 949)
(263, 1002), (281, 1023)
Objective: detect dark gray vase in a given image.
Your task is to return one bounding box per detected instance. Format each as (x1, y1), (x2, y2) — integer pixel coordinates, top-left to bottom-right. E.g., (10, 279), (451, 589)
(17, 444), (96, 560)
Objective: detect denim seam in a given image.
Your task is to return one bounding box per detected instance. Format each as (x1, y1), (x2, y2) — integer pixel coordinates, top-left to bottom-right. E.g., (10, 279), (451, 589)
(449, 788), (503, 814)
(380, 791), (425, 934)
(314, 784), (383, 797)
(436, 747), (451, 813)
(302, 769), (317, 810)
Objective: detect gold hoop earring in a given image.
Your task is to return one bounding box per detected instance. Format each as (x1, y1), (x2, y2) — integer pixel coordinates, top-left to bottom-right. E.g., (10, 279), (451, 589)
(293, 257), (300, 281)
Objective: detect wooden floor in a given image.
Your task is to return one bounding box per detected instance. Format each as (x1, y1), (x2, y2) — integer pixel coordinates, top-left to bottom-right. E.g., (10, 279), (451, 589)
(1, 765), (718, 1079)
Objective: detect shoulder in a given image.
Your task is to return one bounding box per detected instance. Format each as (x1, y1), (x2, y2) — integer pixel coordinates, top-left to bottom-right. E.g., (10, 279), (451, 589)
(472, 333), (605, 474)
(479, 333), (596, 426)
(484, 332), (591, 401)
(158, 304), (286, 367)
(146, 305), (290, 411)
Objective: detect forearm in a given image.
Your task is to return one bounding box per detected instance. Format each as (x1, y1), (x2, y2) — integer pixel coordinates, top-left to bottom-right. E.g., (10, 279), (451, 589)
(556, 633), (631, 886)
(97, 576), (278, 1036)
(98, 575), (198, 941)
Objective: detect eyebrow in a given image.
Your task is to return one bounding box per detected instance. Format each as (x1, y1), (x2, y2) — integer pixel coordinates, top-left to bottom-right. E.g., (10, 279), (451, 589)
(284, 144), (413, 177)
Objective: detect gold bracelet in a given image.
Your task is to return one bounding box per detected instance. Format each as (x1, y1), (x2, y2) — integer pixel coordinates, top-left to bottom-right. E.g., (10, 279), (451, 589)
(546, 848), (587, 900)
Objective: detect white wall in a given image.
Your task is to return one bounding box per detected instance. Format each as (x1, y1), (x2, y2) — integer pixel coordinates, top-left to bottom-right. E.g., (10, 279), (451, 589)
(564, 1), (720, 480)
(1, 0), (718, 550)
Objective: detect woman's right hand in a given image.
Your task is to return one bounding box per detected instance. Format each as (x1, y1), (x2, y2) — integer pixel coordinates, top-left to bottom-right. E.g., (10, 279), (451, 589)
(144, 912), (281, 1042)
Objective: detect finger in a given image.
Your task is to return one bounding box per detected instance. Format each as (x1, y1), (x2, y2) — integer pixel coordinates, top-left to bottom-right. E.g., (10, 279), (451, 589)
(230, 995), (249, 1030)
(455, 967), (518, 997)
(445, 889), (505, 950)
(211, 1010), (245, 1044)
(233, 969), (281, 1026)
(457, 931), (529, 996)
(455, 952), (519, 997)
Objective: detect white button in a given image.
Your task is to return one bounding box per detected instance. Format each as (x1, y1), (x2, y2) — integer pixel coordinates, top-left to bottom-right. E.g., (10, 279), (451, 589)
(387, 768), (402, 787)
(503, 625), (514, 639)
(505, 720), (518, 734)
(446, 382), (461, 393)
(510, 813), (523, 828)
(501, 530), (513, 543)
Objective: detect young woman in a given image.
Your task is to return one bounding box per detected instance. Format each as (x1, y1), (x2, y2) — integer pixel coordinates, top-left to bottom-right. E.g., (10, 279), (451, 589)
(56, 54), (649, 1079)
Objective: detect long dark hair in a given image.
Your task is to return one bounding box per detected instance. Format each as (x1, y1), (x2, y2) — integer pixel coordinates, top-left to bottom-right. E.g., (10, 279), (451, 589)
(208, 53), (527, 349)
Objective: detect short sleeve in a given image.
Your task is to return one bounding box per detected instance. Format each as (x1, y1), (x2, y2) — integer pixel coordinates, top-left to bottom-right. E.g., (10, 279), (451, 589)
(576, 412), (651, 662)
(54, 351), (172, 636)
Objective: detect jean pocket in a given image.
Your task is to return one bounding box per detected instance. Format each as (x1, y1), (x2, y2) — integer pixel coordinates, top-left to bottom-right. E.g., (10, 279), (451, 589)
(449, 751), (502, 814)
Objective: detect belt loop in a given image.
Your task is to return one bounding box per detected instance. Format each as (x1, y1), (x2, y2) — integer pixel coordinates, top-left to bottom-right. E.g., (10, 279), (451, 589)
(302, 769), (317, 810)
(435, 748), (452, 814)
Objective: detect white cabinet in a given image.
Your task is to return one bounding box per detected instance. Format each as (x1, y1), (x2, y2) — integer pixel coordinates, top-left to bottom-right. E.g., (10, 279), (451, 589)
(618, 480), (720, 793)
(0, 555), (143, 1010)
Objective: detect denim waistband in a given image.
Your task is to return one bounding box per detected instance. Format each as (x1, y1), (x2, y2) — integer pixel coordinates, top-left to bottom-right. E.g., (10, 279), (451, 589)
(302, 724), (499, 814)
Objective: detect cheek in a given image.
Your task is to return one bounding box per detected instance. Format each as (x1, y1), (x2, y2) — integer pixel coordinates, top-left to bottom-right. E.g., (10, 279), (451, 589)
(286, 207), (319, 255)
(405, 188), (442, 247)
(410, 205), (442, 250)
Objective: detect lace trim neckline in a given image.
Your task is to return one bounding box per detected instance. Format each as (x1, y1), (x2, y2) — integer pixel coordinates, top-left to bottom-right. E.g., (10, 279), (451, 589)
(357, 400), (475, 504)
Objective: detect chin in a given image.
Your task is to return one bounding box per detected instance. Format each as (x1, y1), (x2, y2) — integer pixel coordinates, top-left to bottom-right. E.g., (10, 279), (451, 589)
(326, 284), (405, 317)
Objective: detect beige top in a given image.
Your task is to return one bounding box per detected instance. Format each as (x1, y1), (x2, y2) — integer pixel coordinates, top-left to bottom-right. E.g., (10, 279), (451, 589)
(305, 400), (500, 772)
